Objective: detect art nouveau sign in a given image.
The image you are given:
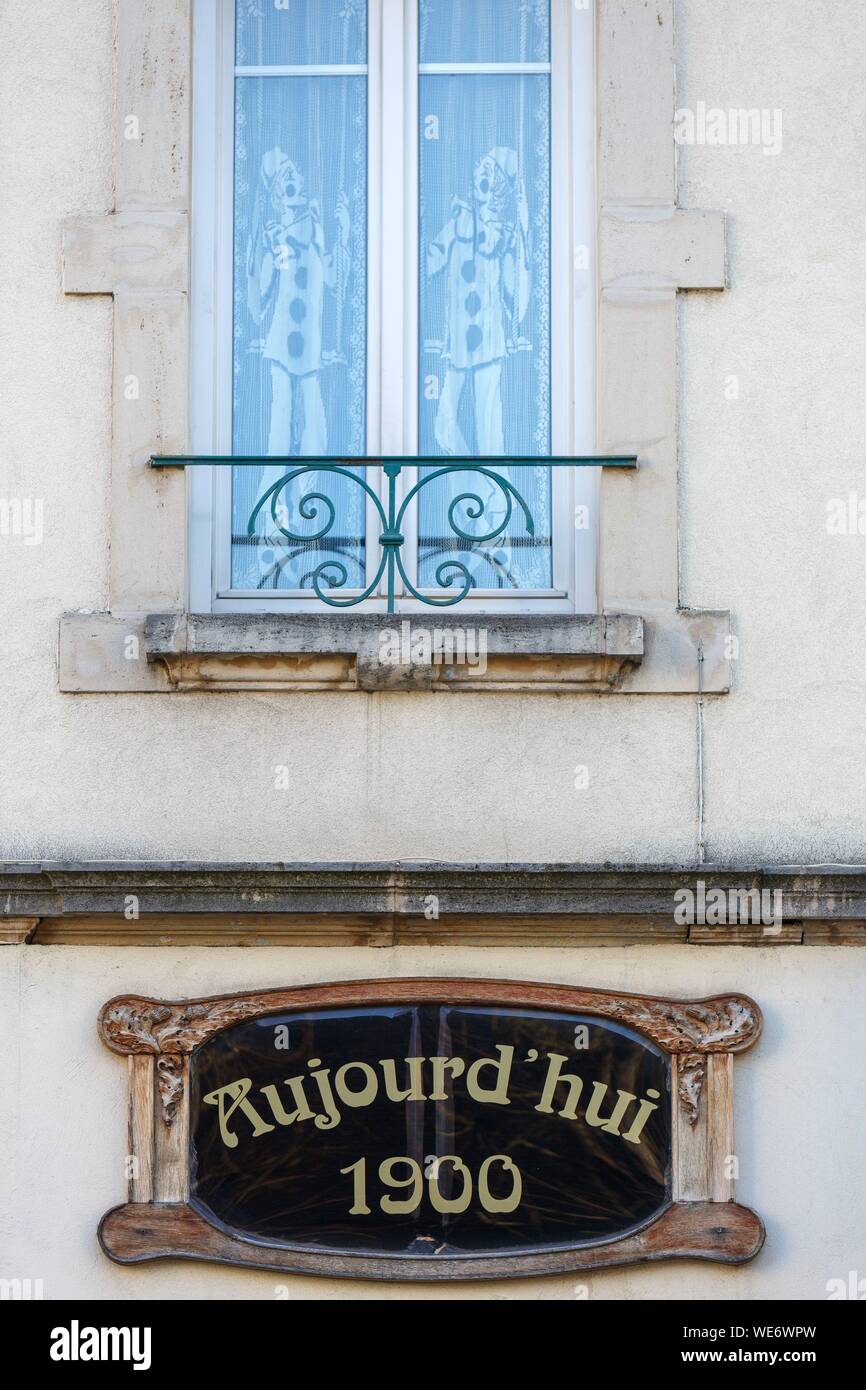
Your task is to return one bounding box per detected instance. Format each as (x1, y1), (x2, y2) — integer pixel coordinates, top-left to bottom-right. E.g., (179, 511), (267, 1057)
(97, 980), (764, 1280)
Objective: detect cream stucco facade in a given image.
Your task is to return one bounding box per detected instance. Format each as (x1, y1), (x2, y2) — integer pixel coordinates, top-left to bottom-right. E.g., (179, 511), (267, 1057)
(1, 0), (865, 1300)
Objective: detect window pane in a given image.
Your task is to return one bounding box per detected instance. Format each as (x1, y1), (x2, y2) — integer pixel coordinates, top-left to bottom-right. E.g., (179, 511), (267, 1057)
(419, 0), (550, 65)
(236, 0), (367, 68)
(231, 74), (367, 592)
(418, 73), (552, 590)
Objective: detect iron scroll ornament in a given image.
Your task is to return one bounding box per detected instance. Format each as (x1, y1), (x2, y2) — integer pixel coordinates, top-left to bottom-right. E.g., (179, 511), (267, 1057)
(97, 979), (764, 1282)
(247, 460), (534, 609)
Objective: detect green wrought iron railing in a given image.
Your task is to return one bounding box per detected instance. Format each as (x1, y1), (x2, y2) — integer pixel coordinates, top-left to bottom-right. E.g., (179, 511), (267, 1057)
(151, 456), (637, 612)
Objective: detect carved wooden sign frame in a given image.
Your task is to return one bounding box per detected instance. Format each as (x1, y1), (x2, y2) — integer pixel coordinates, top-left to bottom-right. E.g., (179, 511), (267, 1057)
(97, 979), (764, 1280)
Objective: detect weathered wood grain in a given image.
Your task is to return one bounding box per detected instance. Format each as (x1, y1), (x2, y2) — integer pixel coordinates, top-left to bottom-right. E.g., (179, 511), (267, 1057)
(673, 1055), (710, 1202)
(99, 979), (763, 1057)
(153, 1058), (189, 1203)
(128, 1055), (154, 1203)
(98, 1200), (765, 1280)
(709, 1054), (735, 1202)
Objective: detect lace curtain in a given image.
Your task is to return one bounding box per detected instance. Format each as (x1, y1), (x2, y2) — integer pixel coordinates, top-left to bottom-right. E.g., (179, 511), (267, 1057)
(418, 1), (552, 592)
(232, 3), (368, 592)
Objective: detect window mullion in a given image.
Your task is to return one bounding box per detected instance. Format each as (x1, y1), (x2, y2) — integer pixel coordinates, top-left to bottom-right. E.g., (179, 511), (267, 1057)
(376, 0), (410, 599)
(551, 0), (573, 605)
(365, 0), (383, 599)
(400, 0), (421, 598)
(379, 0), (408, 457)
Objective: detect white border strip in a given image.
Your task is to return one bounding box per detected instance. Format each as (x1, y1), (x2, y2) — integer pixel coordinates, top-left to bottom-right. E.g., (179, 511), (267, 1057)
(235, 64), (368, 76)
(419, 63), (551, 74)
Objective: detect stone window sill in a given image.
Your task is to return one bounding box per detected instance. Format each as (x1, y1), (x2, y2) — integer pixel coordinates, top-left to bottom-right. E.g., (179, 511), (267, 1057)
(58, 608), (734, 694)
(143, 612), (644, 693)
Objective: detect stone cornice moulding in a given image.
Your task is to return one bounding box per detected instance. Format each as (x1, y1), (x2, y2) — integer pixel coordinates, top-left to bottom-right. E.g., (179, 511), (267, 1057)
(57, 1), (731, 696)
(2, 862), (865, 946)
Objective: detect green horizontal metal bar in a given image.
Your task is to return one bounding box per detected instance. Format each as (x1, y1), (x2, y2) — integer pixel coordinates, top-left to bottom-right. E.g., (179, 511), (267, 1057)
(150, 454), (638, 469)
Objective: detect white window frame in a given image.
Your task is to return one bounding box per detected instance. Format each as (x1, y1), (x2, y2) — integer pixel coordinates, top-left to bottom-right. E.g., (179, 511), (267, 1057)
(190, 0), (597, 615)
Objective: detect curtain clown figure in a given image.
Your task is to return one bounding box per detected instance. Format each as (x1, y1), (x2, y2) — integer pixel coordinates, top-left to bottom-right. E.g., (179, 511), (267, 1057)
(246, 147), (351, 458)
(427, 146), (531, 457)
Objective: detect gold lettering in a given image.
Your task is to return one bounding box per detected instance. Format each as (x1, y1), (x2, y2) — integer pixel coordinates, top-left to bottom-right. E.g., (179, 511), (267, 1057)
(259, 1075), (316, 1127)
(379, 1057), (427, 1103)
(307, 1060), (341, 1130)
(583, 1082), (637, 1136)
(428, 1056), (465, 1101)
(534, 1053), (583, 1118)
(202, 1078), (276, 1149)
(466, 1046), (514, 1106)
(203, 1050), (663, 1152)
(620, 1088), (661, 1145)
(334, 1062), (378, 1108)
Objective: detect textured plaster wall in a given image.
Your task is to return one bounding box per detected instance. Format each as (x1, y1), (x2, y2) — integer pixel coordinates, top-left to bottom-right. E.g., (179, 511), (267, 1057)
(1, 944), (862, 1301)
(0, 0), (674, 865)
(1, 3), (865, 863)
(677, 0), (866, 862)
(1, 0), (864, 1302)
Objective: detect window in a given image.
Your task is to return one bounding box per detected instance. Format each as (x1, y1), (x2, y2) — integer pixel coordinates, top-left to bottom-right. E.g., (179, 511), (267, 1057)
(191, 0), (596, 613)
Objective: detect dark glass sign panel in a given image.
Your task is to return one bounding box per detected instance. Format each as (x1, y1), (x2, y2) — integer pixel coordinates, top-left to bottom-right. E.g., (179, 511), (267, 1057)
(189, 1004), (671, 1258)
